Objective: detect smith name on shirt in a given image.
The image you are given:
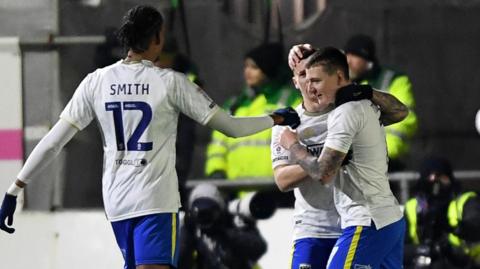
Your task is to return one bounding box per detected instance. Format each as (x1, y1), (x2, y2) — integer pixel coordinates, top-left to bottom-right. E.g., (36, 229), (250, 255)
(110, 83), (150, 95)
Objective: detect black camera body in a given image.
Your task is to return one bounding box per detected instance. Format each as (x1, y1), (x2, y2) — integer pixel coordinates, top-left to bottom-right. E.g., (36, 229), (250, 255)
(179, 185), (271, 269)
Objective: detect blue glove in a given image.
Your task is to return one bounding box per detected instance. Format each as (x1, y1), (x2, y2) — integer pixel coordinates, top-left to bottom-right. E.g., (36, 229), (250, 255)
(0, 193), (17, 234)
(272, 107), (300, 129)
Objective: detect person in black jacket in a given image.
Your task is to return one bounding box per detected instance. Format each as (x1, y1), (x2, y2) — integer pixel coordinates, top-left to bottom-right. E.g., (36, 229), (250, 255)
(404, 157), (461, 268)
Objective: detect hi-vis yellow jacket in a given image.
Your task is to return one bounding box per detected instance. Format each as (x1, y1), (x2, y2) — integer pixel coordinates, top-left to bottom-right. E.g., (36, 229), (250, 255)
(447, 192), (480, 263)
(205, 83), (301, 180)
(360, 66), (418, 160)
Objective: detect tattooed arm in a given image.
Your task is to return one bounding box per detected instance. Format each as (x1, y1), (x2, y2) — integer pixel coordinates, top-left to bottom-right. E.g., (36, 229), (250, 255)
(279, 129), (346, 184)
(289, 143), (346, 184)
(371, 90), (409, 126)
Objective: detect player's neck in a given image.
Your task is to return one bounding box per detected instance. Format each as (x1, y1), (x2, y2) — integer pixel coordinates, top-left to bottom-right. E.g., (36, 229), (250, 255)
(125, 49), (158, 63)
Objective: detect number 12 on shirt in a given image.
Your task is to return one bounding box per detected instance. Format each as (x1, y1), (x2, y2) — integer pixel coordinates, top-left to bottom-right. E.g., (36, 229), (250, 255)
(105, 101), (153, 151)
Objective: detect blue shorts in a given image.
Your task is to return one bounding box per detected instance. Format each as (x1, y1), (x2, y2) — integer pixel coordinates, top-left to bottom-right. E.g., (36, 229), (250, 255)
(111, 213), (179, 269)
(327, 218), (405, 269)
(291, 237), (338, 269)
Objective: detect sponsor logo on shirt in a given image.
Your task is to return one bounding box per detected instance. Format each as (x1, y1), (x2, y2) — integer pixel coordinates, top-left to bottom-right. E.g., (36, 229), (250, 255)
(306, 143), (324, 157)
(299, 125), (327, 140)
(196, 86), (216, 109)
(115, 158), (147, 167)
(299, 264), (311, 269)
(272, 156), (288, 162)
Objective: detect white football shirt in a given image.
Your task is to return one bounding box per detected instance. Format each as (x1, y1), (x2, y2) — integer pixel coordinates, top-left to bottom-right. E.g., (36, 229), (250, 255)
(271, 104), (342, 240)
(325, 99), (403, 229)
(60, 60), (219, 221)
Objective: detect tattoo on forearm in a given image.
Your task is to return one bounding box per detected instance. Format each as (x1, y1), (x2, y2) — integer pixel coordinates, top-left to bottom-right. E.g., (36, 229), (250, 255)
(289, 143), (346, 183)
(289, 142), (322, 180)
(316, 147), (347, 183)
(372, 91), (409, 126)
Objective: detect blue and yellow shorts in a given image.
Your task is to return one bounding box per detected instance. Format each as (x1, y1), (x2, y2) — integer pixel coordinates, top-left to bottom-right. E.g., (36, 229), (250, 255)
(111, 213), (179, 269)
(327, 218), (405, 269)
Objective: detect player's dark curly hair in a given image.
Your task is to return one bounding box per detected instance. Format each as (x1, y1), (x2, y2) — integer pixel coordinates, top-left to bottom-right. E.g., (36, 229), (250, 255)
(117, 5), (164, 53)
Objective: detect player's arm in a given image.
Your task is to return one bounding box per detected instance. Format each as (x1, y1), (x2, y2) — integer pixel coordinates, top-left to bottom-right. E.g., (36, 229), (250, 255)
(16, 119), (79, 186)
(0, 119), (78, 233)
(335, 85), (408, 126)
(371, 90), (409, 126)
(271, 125), (310, 191)
(280, 131), (345, 184)
(287, 143), (345, 185)
(172, 73), (300, 137)
(206, 107), (299, 138)
(273, 164), (309, 192)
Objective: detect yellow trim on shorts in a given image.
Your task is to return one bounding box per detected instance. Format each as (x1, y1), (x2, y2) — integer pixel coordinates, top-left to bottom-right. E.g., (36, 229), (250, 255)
(289, 243), (295, 269)
(171, 213), (177, 260)
(344, 226), (363, 269)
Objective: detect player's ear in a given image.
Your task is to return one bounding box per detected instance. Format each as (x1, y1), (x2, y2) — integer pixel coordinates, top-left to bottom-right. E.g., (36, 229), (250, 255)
(336, 69), (345, 85)
(292, 76), (300, 90)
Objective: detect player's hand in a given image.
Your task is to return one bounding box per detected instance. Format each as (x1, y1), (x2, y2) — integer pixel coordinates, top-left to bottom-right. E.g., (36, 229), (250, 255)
(271, 107), (300, 129)
(335, 84), (373, 107)
(288, 44), (314, 70)
(279, 128), (299, 150)
(0, 193), (17, 234)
